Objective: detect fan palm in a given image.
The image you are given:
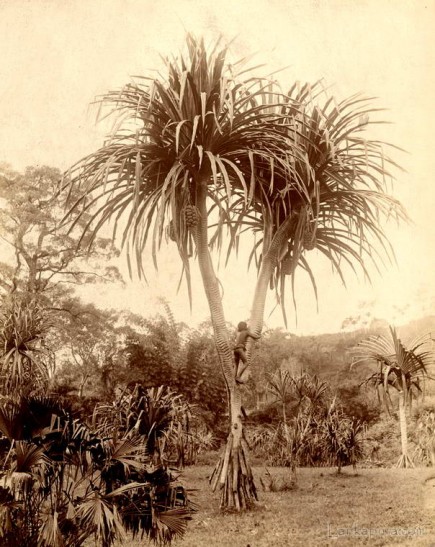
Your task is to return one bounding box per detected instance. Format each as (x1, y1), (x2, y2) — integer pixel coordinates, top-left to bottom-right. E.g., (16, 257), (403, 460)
(62, 34), (406, 508)
(354, 326), (435, 467)
(0, 394), (194, 546)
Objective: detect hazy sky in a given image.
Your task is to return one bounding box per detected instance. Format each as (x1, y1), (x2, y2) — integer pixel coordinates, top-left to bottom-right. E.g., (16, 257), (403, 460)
(0, 0), (434, 334)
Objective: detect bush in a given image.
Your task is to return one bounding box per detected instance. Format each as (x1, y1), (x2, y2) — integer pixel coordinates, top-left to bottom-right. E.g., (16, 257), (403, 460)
(248, 402), (366, 471)
(0, 392), (195, 546)
(364, 417), (401, 466)
(411, 400), (435, 466)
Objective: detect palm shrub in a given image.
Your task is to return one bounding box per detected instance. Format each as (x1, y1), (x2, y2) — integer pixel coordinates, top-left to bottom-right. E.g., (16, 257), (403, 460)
(0, 394), (194, 546)
(318, 400), (365, 473)
(249, 378), (365, 470)
(265, 369), (294, 425)
(91, 384), (193, 466)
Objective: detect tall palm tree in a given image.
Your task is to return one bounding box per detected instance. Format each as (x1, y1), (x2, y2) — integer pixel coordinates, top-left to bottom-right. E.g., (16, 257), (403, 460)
(62, 35), (406, 508)
(355, 326), (435, 467)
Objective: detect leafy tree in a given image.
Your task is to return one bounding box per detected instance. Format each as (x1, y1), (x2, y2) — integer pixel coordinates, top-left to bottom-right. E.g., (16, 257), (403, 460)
(178, 327), (227, 433)
(354, 326), (435, 467)
(53, 302), (120, 401)
(108, 311), (183, 391)
(62, 35), (406, 509)
(121, 334), (173, 388)
(0, 164), (121, 299)
(336, 380), (381, 425)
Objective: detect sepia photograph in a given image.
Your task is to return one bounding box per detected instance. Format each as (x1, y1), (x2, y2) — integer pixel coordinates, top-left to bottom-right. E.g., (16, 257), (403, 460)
(0, 1), (434, 545)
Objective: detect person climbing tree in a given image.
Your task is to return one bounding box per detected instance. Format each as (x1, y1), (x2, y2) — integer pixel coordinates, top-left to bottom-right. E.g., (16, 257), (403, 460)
(233, 321), (260, 383)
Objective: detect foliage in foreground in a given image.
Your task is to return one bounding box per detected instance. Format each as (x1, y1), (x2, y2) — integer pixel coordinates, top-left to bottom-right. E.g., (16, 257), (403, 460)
(0, 296), (53, 397)
(0, 393), (195, 547)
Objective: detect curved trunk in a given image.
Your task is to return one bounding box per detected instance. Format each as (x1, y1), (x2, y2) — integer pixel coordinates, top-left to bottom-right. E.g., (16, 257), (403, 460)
(193, 185), (297, 507)
(194, 182), (257, 509)
(242, 213), (297, 380)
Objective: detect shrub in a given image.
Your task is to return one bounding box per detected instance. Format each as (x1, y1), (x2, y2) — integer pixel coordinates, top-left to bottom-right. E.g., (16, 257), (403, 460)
(411, 402), (435, 466)
(0, 393), (195, 546)
(318, 401), (365, 472)
(248, 401), (366, 471)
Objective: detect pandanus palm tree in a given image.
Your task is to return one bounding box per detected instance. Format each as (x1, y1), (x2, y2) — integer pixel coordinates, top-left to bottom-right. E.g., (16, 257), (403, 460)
(62, 35), (406, 508)
(0, 296), (53, 398)
(266, 369), (293, 426)
(355, 326), (435, 467)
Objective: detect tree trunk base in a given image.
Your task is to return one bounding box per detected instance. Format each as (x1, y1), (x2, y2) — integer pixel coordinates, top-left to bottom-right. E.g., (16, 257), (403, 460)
(209, 433), (258, 510)
(395, 453), (414, 468)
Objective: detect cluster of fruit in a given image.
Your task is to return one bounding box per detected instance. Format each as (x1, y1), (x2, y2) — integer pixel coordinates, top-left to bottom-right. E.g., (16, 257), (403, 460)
(183, 204), (199, 228)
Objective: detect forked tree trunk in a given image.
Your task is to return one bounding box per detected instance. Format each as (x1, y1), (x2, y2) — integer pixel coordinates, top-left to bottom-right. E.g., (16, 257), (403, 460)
(243, 213), (297, 377)
(194, 182), (257, 509)
(194, 182), (298, 509)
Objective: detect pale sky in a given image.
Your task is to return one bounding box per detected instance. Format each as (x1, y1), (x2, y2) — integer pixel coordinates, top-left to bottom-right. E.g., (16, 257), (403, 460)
(0, 0), (434, 334)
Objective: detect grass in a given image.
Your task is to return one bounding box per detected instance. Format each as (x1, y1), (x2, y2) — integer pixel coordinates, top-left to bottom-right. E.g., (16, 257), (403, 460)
(118, 464), (435, 547)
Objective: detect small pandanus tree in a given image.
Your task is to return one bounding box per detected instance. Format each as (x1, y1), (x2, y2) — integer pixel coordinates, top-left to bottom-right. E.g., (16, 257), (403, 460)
(61, 35), (406, 508)
(266, 369), (293, 426)
(354, 326), (435, 467)
(0, 295), (53, 398)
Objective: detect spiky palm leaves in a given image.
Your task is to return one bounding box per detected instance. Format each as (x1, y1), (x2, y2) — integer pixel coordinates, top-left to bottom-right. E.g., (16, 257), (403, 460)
(62, 35), (404, 317)
(249, 399), (365, 471)
(266, 369), (293, 424)
(92, 384), (191, 466)
(247, 88), (406, 325)
(265, 371), (329, 425)
(0, 296), (53, 397)
(318, 400), (365, 473)
(354, 326), (435, 467)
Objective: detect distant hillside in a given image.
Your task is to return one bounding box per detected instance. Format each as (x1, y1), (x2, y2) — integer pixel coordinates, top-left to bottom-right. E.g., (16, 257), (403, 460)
(398, 315), (435, 340)
(291, 314), (435, 396)
(255, 314), (435, 391)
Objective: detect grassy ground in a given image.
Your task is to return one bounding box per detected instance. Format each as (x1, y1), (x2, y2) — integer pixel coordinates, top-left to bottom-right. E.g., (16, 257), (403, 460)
(121, 465), (435, 547)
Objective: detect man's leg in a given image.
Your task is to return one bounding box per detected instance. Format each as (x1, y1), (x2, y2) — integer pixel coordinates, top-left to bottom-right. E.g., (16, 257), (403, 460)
(236, 350), (248, 383)
(234, 350), (240, 379)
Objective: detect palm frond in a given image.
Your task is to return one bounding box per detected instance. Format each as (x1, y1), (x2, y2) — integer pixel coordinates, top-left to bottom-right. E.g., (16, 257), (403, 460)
(61, 34), (406, 318)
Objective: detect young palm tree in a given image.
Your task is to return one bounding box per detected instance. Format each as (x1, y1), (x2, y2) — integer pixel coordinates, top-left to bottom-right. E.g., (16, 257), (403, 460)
(62, 35), (406, 508)
(266, 369), (293, 425)
(355, 326), (435, 467)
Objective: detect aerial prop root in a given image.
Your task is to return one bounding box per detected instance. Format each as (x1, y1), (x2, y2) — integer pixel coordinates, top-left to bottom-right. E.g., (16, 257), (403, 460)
(209, 432), (258, 510)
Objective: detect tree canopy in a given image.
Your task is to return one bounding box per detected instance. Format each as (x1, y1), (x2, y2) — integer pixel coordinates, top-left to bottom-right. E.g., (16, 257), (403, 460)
(62, 35), (406, 321)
